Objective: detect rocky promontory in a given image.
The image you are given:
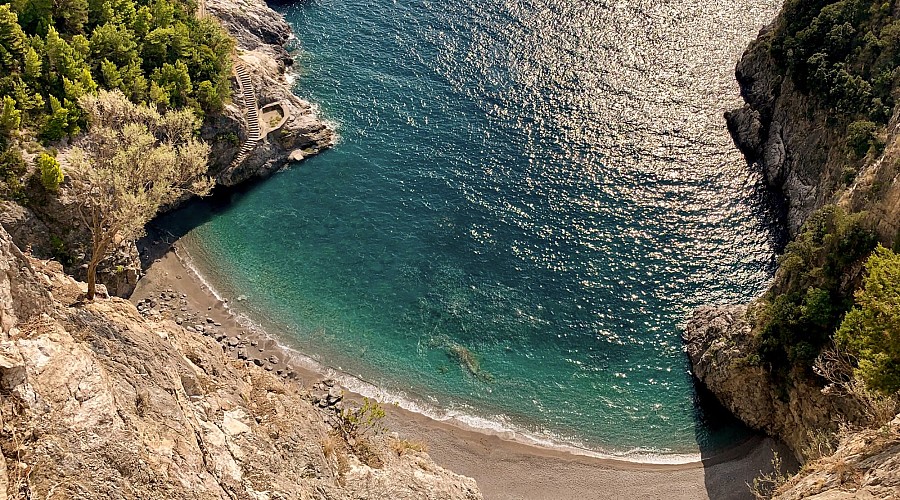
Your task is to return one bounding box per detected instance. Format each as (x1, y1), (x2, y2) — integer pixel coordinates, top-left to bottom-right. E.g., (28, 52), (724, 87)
(201, 0), (335, 186)
(683, 306), (865, 461)
(0, 225), (481, 499)
(687, 6), (900, 496)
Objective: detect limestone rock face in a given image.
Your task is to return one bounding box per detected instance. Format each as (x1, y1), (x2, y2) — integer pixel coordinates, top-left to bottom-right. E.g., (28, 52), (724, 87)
(0, 227), (482, 499)
(772, 414), (900, 499)
(724, 27), (843, 237)
(201, 0), (335, 187)
(683, 305), (865, 461)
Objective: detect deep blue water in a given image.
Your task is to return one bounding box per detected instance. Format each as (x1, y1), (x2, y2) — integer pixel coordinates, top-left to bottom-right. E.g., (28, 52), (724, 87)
(180, 0), (782, 458)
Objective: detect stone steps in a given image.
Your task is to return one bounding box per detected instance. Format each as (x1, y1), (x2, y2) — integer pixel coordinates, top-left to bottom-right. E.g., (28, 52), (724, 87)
(230, 64), (263, 168)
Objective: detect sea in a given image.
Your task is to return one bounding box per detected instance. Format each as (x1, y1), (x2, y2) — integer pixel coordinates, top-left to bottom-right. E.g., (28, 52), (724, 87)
(166, 0), (784, 462)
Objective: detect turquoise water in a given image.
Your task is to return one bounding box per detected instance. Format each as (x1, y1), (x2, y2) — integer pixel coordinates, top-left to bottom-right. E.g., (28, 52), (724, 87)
(178, 0), (783, 457)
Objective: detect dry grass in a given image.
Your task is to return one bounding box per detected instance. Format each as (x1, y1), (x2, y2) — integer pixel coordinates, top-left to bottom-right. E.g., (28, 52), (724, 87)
(748, 452), (792, 499)
(389, 438), (428, 457)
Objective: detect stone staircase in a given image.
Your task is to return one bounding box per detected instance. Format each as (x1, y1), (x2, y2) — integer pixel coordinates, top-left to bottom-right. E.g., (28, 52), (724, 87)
(231, 64), (262, 168)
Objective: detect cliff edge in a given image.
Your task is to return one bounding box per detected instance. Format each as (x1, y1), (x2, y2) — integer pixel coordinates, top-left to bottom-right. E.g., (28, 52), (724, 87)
(0, 0), (334, 299)
(0, 226), (481, 499)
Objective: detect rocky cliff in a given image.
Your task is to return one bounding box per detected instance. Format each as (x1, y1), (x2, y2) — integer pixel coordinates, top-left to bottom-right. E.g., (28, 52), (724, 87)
(683, 306), (867, 461)
(201, 0), (334, 186)
(771, 414), (900, 499)
(687, 5), (900, 495)
(0, 226), (481, 499)
(724, 26), (843, 238)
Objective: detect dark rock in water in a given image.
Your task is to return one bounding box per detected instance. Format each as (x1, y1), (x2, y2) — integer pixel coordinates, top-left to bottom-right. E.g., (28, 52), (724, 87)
(253, 358), (263, 367)
(268, 356), (279, 365)
(323, 379), (335, 388)
(237, 349), (247, 360)
(175, 317), (184, 325)
(206, 317), (215, 324)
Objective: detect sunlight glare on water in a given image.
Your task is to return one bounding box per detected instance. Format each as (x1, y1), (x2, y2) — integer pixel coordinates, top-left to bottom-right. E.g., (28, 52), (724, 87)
(175, 0), (784, 458)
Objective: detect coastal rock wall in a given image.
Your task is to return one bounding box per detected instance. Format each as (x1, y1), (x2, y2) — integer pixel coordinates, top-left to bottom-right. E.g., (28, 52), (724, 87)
(687, 6), (900, 477)
(683, 306), (866, 461)
(724, 27), (846, 237)
(202, 0), (334, 186)
(0, 226), (482, 499)
(0, 0), (334, 298)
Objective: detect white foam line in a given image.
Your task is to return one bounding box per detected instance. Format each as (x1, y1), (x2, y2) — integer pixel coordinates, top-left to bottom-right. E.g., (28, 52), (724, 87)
(175, 240), (703, 466)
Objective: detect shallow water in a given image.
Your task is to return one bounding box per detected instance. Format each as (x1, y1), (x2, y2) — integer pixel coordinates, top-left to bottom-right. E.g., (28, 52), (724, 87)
(177, 0), (783, 457)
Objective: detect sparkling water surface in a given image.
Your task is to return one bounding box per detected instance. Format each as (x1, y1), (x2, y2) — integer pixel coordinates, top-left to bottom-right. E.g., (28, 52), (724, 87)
(176, 0), (783, 457)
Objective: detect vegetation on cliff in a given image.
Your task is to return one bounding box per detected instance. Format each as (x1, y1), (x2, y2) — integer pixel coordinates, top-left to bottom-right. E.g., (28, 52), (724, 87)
(69, 90), (212, 298)
(0, 0), (233, 199)
(743, 0), (900, 398)
(771, 0), (900, 124)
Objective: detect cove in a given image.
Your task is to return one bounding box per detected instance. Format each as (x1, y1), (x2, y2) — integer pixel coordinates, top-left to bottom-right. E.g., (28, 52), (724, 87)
(171, 0), (784, 458)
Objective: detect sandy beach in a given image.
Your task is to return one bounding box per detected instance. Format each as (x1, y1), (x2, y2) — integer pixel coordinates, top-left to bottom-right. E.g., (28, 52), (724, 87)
(131, 246), (790, 500)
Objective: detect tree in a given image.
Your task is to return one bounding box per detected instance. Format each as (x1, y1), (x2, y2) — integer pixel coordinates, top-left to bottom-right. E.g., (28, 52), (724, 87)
(0, 5), (27, 70)
(836, 246), (900, 394)
(68, 90), (212, 299)
(36, 152), (62, 191)
(0, 96), (20, 135)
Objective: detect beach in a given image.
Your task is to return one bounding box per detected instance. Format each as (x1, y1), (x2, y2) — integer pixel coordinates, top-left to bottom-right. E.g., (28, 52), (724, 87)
(131, 245), (790, 500)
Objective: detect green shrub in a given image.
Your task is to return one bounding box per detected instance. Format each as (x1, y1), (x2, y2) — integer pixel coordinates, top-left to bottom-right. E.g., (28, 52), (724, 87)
(845, 120), (881, 158)
(756, 205), (877, 369)
(0, 145), (26, 199)
(836, 246), (900, 394)
(0, 0), (234, 147)
(36, 152), (62, 191)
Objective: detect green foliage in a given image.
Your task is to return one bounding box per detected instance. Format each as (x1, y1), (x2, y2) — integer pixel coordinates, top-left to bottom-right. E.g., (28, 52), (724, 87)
(756, 205), (877, 368)
(0, 95), (21, 135)
(836, 246), (900, 394)
(0, 145), (27, 199)
(770, 0), (900, 122)
(331, 397), (386, 444)
(0, 0), (234, 147)
(845, 120), (882, 159)
(35, 151), (62, 191)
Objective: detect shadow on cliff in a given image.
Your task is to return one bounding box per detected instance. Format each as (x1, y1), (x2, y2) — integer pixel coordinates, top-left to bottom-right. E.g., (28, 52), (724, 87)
(692, 381), (798, 500)
(136, 175), (272, 269)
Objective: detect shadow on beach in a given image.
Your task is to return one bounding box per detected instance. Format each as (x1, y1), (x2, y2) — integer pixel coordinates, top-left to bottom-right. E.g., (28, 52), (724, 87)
(137, 175), (270, 269)
(692, 382), (798, 500)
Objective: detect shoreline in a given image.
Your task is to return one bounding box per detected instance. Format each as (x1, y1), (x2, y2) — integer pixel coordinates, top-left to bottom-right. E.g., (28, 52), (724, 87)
(132, 240), (789, 498)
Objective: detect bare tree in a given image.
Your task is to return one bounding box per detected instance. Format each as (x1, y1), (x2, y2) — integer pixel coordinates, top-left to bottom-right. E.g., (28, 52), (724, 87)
(68, 90), (213, 299)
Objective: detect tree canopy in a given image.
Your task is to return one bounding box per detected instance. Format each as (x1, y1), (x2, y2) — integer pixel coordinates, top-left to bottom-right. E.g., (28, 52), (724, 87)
(69, 90), (212, 298)
(0, 0), (233, 145)
(836, 246), (900, 394)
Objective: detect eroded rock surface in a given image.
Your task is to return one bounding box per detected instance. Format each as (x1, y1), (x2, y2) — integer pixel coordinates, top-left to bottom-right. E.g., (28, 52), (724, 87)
(773, 415), (900, 499)
(0, 227), (481, 499)
(202, 0), (334, 186)
(683, 305), (866, 461)
(724, 27), (840, 237)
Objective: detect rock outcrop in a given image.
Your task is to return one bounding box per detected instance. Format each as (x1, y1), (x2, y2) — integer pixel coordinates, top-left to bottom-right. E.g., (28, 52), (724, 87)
(0, 226), (481, 499)
(683, 305), (866, 461)
(772, 414), (900, 499)
(724, 26), (845, 238)
(0, 0), (334, 298)
(201, 0), (334, 186)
